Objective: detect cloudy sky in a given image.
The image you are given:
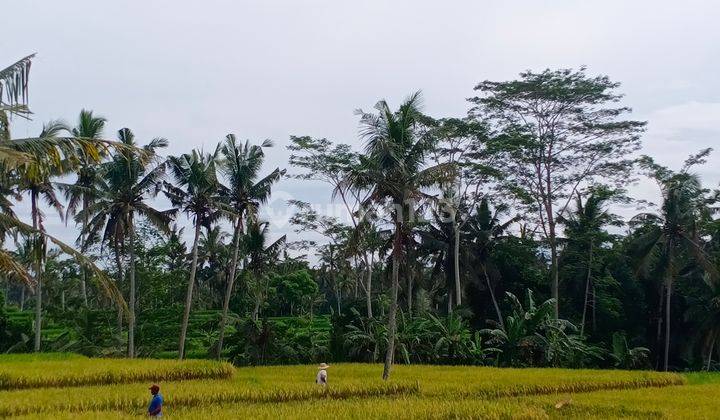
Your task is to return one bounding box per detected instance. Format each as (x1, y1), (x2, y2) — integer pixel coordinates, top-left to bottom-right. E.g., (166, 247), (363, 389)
(4, 0), (720, 254)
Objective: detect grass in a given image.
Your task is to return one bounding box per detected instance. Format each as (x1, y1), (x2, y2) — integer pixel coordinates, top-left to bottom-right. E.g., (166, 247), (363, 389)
(0, 357), (234, 390)
(524, 382), (720, 418)
(0, 379), (420, 417)
(11, 398), (548, 420)
(0, 354), (704, 419)
(0, 353), (86, 362)
(382, 364), (685, 398)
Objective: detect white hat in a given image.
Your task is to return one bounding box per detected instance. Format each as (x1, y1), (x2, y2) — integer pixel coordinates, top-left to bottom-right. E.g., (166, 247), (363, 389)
(318, 363), (330, 369)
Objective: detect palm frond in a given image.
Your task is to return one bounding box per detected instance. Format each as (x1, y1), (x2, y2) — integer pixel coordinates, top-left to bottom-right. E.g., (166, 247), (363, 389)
(0, 54), (35, 109)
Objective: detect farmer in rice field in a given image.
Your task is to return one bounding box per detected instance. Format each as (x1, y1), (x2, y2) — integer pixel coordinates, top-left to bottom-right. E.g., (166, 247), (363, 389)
(148, 384), (164, 417)
(316, 363), (330, 386)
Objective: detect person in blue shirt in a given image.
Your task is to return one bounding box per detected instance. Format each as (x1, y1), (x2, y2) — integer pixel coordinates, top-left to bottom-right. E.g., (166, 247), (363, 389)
(148, 384), (163, 417)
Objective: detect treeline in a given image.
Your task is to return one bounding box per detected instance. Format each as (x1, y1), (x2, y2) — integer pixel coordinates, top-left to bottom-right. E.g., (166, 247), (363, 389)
(1, 56), (719, 375)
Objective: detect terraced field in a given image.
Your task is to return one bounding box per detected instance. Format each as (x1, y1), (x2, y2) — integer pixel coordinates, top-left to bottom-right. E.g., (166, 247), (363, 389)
(0, 353), (713, 418)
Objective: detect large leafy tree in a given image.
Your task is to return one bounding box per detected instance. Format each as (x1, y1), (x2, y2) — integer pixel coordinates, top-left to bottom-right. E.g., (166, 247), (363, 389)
(215, 135), (283, 358)
(288, 200), (352, 314)
(165, 149), (223, 359)
(83, 128), (173, 358)
(288, 136), (376, 318)
(354, 92), (454, 380)
(631, 150), (717, 371)
(469, 68), (646, 318)
(425, 117), (491, 308)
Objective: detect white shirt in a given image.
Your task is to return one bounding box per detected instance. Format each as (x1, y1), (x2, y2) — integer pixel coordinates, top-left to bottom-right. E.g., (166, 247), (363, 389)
(316, 369), (327, 385)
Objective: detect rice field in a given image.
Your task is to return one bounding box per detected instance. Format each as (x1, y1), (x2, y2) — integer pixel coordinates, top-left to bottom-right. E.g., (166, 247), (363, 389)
(0, 354), (714, 418)
(0, 354), (234, 390)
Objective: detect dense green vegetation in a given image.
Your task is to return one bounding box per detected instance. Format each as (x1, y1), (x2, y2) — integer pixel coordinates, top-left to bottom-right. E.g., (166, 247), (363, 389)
(2, 54), (720, 379)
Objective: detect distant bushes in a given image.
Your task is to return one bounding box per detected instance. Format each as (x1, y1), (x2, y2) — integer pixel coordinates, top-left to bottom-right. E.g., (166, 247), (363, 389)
(227, 316), (331, 365)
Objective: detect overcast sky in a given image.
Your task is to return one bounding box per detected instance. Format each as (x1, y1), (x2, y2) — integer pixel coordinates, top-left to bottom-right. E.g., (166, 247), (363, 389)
(4, 0), (720, 256)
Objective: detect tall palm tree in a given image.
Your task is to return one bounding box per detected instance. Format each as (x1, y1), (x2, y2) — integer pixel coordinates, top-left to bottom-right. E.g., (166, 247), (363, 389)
(83, 128), (173, 357)
(417, 206), (458, 312)
(244, 219), (286, 320)
(165, 149), (223, 359)
(0, 55), (127, 311)
(16, 121), (69, 351)
(466, 198), (519, 330)
(354, 92), (454, 379)
(557, 190), (619, 336)
(215, 135), (283, 358)
(62, 110), (108, 306)
(632, 152), (716, 371)
(198, 225), (231, 306)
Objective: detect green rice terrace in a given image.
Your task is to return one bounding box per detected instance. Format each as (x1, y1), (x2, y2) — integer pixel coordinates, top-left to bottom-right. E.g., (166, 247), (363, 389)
(0, 353), (714, 419)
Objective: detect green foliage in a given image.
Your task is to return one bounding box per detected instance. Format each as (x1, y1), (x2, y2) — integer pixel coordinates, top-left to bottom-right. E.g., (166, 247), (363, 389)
(609, 332), (650, 369)
(3, 55), (720, 375)
(228, 316), (331, 365)
(271, 270), (319, 316)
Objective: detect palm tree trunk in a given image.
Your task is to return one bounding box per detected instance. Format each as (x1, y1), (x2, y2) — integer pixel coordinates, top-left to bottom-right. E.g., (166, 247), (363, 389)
(482, 264), (504, 330)
(127, 218), (136, 358)
(549, 233), (559, 319)
(33, 256), (42, 352)
(453, 216), (461, 307)
(580, 239), (593, 337)
(114, 240), (124, 335)
(252, 296), (260, 321)
(179, 221), (202, 360)
(31, 191), (43, 352)
(366, 254), (373, 318)
(664, 278), (672, 371)
(653, 285), (664, 370)
(336, 287), (342, 313)
(217, 220), (243, 359)
(591, 283), (597, 332)
(382, 223), (402, 381)
(407, 268), (413, 314)
(80, 197), (89, 307)
(706, 339), (715, 371)
(31, 192), (45, 352)
(20, 287), (25, 311)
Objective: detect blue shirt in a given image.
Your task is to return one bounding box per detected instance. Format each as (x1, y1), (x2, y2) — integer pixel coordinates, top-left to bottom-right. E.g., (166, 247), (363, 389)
(148, 393), (163, 414)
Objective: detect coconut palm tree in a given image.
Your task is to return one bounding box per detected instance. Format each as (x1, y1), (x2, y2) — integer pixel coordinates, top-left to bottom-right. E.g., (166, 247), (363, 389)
(198, 225), (231, 306)
(632, 151), (716, 371)
(62, 110), (108, 306)
(557, 189), (620, 336)
(15, 121), (70, 351)
(243, 219), (286, 320)
(215, 134), (283, 358)
(83, 128), (173, 357)
(164, 149), (223, 359)
(417, 206), (458, 312)
(465, 198), (519, 330)
(353, 92), (454, 379)
(0, 55), (129, 321)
